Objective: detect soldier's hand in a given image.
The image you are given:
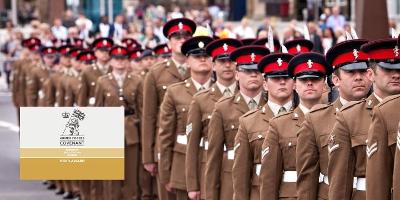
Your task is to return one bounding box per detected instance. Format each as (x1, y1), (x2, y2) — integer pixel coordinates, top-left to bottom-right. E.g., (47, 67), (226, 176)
(165, 182), (175, 193)
(144, 163), (157, 176)
(188, 191), (200, 200)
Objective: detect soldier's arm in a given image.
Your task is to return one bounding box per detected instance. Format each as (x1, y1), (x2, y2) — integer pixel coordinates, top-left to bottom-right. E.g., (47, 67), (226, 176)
(393, 122), (400, 200)
(11, 61), (20, 106)
(366, 107), (393, 200)
(93, 79), (104, 107)
(232, 117), (252, 200)
(141, 72), (158, 164)
(64, 81), (73, 107)
(185, 98), (202, 192)
(77, 73), (88, 107)
(327, 111), (354, 200)
(205, 107), (224, 200)
(158, 88), (177, 185)
(136, 79), (144, 122)
(260, 119), (282, 200)
(25, 71), (38, 107)
(296, 114), (319, 200)
(56, 77), (66, 107)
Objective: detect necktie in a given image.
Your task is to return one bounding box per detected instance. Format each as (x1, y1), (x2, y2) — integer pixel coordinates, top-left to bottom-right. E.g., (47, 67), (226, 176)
(223, 88), (232, 97)
(178, 65), (186, 77)
(278, 106), (287, 114)
(248, 99), (257, 110)
(116, 76), (124, 88)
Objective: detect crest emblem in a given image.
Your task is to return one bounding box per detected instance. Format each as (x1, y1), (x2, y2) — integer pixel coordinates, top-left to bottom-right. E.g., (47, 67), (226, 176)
(102, 40), (108, 45)
(178, 22), (183, 30)
(307, 59), (313, 69)
(394, 46), (399, 57)
(353, 49), (359, 59)
(277, 58), (283, 66)
(223, 43), (228, 52)
(117, 48), (121, 53)
(136, 52), (141, 57)
(250, 53), (256, 62)
(296, 44), (301, 52)
(198, 41), (204, 48)
(164, 47), (169, 53)
(87, 54), (91, 59)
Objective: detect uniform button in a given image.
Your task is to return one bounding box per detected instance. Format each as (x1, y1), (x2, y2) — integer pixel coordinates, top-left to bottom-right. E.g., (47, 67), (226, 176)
(106, 93), (111, 97)
(119, 97), (124, 101)
(258, 135), (262, 138)
(207, 115), (211, 119)
(91, 82), (96, 86)
(162, 85), (167, 90)
(182, 108), (186, 112)
(288, 142), (292, 146)
(231, 125), (235, 129)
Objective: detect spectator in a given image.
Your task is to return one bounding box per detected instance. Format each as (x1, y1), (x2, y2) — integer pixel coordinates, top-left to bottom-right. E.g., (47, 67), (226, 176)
(142, 25), (160, 49)
(322, 27), (336, 54)
(153, 17), (167, 43)
(39, 23), (55, 46)
(95, 16), (113, 38)
(326, 6), (346, 32)
(335, 27), (346, 43)
(62, 9), (77, 28)
(51, 18), (68, 40)
(75, 13), (93, 39)
(308, 22), (323, 53)
(126, 23), (144, 42)
(3, 29), (23, 90)
(233, 17), (255, 39)
(112, 15), (128, 41)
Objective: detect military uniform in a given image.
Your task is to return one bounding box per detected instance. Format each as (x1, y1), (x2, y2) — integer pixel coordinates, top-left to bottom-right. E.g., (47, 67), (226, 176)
(327, 95), (379, 200)
(205, 45), (269, 200)
(366, 95), (400, 200)
(296, 101), (342, 200)
(296, 39), (370, 200)
(26, 62), (55, 106)
(393, 118), (400, 200)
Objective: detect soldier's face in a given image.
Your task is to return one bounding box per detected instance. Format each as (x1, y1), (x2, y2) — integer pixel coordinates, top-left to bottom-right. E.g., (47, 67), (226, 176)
(368, 66), (400, 97)
(130, 60), (140, 72)
(295, 77), (325, 102)
(140, 56), (156, 70)
(168, 33), (191, 55)
(110, 58), (127, 70)
(332, 69), (371, 101)
(236, 69), (264, 91)
(43, 55), (56, 67)
(214, 59), (236, 81)
(60, 56), (71, 67)
(264, 77), (294, 102)
(187, 54), (212, 74)
(95, 50), (110, 62)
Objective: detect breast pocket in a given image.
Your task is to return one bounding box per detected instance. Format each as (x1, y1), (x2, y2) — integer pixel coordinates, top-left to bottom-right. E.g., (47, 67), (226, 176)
(319, 133), (330, 172)
(249, 132), (266, 162)
(279, 137), (297, 168)
(201, 113), (212, 137)
(223, 121), (239, 149)
(176, 105), (189, 133)
(157, 84), (168, 101)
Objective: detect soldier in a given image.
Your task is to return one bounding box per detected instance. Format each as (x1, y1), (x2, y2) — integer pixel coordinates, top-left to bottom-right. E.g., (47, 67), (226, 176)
(393, 120), (400, 199)
(141, 18), (196, 200)
(154, 43), (172, 62)
(185, 38), (242, 200)
(364, 38), (400, 200)
(328, 38), (400, 200)
(54, 45), (73, 107)
(26, 46), (58, 107)
(260, 52), (332, 200)
(128, 48), (144, 75)
(232, 52), (296, 200)
(158, 36), (214, 200)
(296, 39), (372, 200)
(137, 49), (156, 77)
(205, 46), (269, 200)
(94, 46), (143, 200)
(77, 37), (113, 107)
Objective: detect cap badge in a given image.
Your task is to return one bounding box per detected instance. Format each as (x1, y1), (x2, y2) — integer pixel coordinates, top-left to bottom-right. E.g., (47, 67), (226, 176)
(103, 40), (108, 45)
(178, 22), (183, 30)
(307, 59), (313, 69)
(223, 43), (228, 52)
(394, 46), (399, 57)
(66, 48), (70, 52)
(198, 41), (205, 48)
(164, 47), (169, 52)
(48, 49), (52, 53)
(296, 44), (301, 52)
(277, 58), (283, 66)
(87, 54), (91, 59)
(117, 48), (121, 53)
(250, 53), (256, 62)
(136, 52), (141, 57)
(353, 49), (359, 60)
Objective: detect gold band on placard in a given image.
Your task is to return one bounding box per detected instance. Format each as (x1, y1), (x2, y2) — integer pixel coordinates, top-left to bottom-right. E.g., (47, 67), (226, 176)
(20, 148), (124, 158)
(20, 157), (124, 180)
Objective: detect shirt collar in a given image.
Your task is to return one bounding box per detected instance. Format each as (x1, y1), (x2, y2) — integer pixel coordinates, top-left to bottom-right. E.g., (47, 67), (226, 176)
(339, 96), (350, 106)
(171, 57), (187, 69)
(241, 91), (262, 106)
(267, 100), (293, 116)
(373, 93), (383, 102)
(299, 103), (311, 114)
(191, 78), (212, 91)
(112, 71), (127, 80)
(216, 81), (237, 94)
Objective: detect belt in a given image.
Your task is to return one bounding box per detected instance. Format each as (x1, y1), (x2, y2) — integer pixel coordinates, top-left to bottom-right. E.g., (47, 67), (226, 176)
(255, 164), (261, 176)
(199, 137), (209, 150)
(282, 171), (297, 182)
(353, 177), (366, 191)
(318, 173), (329, 185)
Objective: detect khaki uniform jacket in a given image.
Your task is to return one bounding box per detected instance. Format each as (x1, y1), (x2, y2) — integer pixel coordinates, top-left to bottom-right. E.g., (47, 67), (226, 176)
(78, 63), (110, 106)
(366, 94), (400, 200)
(11, 58), (30, 107)
(393, 120), (400, 200)
(55, 68), (71, 107)
(64, 71), (82, 107)
(296, 100), (342, 200)
(41, 71), (62, 107)
(158, 78), (207, 190)
(205, 92), (266, 200)
(232, 105), (274, 200)
(20, 61), (37, 106)
(94, 72), (143, 146)
(141, 59), (190, 164)
(260, 107), (304, 200)
(327, 95), (379, 200)
(26, 64), (52, 107)
(185, 84), (226, 198)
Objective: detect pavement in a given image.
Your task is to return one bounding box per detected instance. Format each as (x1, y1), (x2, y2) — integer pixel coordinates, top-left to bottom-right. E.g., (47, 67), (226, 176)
(0, 75), (60, 199)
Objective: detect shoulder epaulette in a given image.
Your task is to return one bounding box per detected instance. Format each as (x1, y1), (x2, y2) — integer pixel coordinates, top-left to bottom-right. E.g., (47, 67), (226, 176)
(340, 99), (365, 112)
(309, 103), (331, 113)
(377, 94), (400, 107)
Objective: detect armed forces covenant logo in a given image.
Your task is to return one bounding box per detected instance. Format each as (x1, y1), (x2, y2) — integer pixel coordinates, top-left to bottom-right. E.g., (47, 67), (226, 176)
(60, 109), (86, 146)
